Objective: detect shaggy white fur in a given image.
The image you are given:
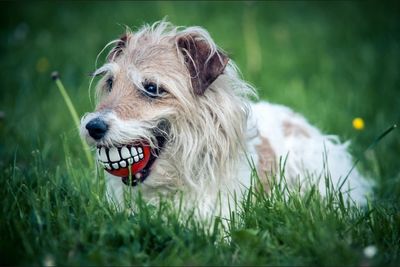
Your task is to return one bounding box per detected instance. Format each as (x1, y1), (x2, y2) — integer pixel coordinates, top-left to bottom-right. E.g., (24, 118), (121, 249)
(249, 102), (371, 203)
(80, 21), (371, 222)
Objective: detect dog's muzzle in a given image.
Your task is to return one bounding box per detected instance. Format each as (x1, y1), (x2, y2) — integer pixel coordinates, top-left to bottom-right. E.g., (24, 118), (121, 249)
(85, 118), (170, 186)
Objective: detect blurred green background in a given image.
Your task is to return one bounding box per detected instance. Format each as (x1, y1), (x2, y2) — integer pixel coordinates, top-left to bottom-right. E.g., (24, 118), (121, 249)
(0, 2), (399, 212)
(1, 1), (398, 183)
(1, 1), (400, 265)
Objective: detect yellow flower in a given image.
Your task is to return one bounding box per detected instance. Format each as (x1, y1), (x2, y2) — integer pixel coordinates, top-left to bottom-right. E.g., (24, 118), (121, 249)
(36, 57), (49, 73)
(352, 117), (365, 130)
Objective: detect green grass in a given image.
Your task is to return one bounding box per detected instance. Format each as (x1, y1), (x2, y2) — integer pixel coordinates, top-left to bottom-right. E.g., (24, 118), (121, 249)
(1, 1), (399, 266)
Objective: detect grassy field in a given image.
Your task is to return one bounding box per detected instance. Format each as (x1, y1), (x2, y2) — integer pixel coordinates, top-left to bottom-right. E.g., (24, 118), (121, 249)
(1, 1), (399, 266)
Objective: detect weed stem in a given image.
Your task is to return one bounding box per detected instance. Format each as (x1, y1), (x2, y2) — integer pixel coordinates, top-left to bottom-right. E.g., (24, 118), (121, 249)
(52, 72), (93, 168)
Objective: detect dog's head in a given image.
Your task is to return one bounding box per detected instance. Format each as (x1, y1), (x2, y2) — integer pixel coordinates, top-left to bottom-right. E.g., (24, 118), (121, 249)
(80, 22), (232, 186)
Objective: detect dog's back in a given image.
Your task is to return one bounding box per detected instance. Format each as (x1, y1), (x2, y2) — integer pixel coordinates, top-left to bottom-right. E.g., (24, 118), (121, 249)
(248, 102), (371, 204)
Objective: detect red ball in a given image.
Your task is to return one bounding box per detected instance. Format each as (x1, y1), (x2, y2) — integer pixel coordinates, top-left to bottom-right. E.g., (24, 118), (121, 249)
(105, 145), (151, 177)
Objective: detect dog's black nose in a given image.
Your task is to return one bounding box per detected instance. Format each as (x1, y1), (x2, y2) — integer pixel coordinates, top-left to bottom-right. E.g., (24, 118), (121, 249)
(86, 118), (108, 140)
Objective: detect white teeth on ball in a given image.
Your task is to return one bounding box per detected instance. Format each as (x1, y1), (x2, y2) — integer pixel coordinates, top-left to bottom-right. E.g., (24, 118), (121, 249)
(131, 147), (138, 156)
(109, 147), (120, 162)
(112, 163), (119, 169)
(97, 145), (146, 171)
(120, 146), (130, 159)
(100, 147), (108, 162)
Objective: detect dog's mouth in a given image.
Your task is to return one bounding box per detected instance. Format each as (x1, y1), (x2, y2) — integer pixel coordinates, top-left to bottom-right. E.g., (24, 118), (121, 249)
(96, 143), (153, 185)
(94, 120), (169, 186)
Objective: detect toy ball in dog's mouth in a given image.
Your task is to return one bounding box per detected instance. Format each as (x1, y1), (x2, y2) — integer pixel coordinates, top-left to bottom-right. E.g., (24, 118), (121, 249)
(96, 144), (151, 181)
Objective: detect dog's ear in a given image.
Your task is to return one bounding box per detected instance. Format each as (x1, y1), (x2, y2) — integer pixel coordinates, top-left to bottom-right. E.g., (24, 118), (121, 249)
(177, 34), (229, 95)
(108, 34), (128, 62)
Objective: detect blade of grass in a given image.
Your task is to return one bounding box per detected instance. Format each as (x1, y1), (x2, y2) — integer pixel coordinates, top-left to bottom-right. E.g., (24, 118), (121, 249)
(339, 124), (397, 191)
(52, 71), (93, 168)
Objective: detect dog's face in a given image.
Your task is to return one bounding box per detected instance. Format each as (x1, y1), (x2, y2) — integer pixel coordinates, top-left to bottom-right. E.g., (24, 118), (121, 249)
(80, 24), (228, 186)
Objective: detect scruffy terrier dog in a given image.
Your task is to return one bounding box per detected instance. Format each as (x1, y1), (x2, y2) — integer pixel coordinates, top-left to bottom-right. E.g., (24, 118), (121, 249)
(80, 21), (370, 220)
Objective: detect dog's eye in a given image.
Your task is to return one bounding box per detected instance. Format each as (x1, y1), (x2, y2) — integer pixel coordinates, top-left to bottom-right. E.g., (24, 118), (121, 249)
(106, 77), (113, 92)
(142, 82), (165, 98)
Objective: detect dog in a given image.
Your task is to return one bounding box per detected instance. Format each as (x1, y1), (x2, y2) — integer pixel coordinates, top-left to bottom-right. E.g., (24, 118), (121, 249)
(80, 21), (371, 220)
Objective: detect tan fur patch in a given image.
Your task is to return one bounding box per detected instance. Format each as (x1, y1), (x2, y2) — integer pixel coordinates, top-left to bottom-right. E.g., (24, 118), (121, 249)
(256, 136), (277, 192)
(95, 34), (186, 122)
(282, 121), (310, 138)
(95, 74), (147, 120)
